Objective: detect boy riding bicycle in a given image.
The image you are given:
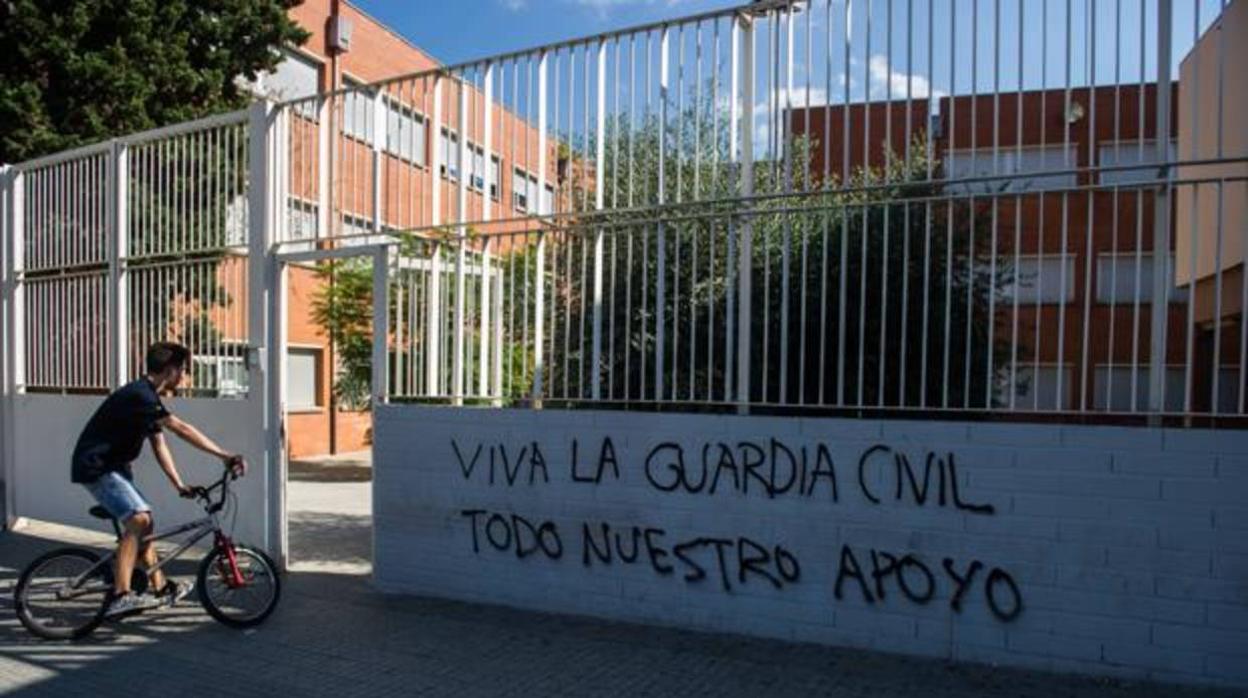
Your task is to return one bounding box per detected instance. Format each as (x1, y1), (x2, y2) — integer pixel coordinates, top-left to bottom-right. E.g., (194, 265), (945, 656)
(71, 342), (247, 618)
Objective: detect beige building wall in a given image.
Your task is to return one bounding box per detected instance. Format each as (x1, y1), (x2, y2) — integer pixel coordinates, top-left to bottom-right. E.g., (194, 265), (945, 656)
(1175, 0), (1248, 324)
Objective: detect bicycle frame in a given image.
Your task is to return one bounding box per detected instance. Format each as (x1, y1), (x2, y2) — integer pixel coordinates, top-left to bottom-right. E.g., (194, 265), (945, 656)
(61, 505), (240, 599)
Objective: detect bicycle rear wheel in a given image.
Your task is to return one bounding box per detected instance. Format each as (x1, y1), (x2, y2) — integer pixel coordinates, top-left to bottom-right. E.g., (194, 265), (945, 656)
(14, 548), (111, 640)
(197, 544), (281, 629)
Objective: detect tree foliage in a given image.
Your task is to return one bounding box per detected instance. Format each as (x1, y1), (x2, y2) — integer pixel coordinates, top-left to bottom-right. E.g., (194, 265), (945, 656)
(512, 98), (1016, 409)
(0, 0), (309, 163)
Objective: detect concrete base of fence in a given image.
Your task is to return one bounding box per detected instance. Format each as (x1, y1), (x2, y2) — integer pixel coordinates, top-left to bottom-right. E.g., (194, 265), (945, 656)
(373, 405), (1248, 689)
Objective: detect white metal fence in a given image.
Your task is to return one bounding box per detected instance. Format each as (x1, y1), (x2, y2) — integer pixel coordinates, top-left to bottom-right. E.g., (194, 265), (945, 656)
(2, 111), (254, 397)
(4, 0), (1247, 421)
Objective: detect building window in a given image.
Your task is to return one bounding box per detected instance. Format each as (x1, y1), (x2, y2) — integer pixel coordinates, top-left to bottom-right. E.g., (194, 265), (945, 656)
(512, 167), (554, 215)
(467, 144), (486, 191)
(254, 50), (321, 117)
(287, 347), (320, 411)
(440, 128), (461, 180)
(998, 365), (1074, 411)
(1093, 365), (1187, 412)
(944, 145), (1077, 194)
(343, 78), (372, 141)
(489, 155), (501, 200)
(385, 100), (426, 166)
(461, 145), (500, 198)
(1096, 252), (1189, 304)
(192, 354), (248, 399)
(288, 199), (317, 241)
(1098, 140), (1177, 185)
(1215, 367), (1242, 414)
(224, 195), (249, 247)
(513, 168), (531, 211)
(1003, 254), (1076, 304)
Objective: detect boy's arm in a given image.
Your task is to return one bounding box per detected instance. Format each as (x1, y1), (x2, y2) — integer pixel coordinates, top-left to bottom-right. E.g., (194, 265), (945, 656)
(149, 432), (189, 493)
(158, 415), (243, 471)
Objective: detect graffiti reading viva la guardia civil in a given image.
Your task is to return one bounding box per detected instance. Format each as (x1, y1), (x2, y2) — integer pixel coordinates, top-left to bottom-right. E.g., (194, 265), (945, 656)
(450, 437), (1023, 623)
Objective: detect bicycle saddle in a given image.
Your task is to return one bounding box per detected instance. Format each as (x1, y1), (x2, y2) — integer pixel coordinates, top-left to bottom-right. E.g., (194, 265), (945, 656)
(88, 505), (113, 520)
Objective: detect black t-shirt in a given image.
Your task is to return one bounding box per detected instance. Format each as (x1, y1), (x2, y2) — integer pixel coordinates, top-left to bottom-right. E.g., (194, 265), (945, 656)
(71, 377), (172, 483)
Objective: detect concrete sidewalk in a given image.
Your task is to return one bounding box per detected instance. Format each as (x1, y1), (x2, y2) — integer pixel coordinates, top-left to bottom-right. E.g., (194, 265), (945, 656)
(0, 521), (1238, 698)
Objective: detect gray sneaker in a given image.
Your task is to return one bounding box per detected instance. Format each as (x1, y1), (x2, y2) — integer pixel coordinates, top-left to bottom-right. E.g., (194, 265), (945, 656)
(157, 579), (195, 607)
(104, 592), (161, 618)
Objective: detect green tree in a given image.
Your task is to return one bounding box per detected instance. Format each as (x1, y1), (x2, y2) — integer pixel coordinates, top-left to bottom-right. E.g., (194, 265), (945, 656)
(312, 258), (375, 411)
(0, 0), (309, 163)
(502, 97), (1015, 409)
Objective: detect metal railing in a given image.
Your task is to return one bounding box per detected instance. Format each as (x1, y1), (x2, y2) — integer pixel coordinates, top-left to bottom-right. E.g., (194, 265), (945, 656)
(2, 110), (254, 397)
(365, 0), (1247, 420)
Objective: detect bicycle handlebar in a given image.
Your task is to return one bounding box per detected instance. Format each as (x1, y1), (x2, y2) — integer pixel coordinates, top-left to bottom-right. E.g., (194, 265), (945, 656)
(192, 464), (242, 512)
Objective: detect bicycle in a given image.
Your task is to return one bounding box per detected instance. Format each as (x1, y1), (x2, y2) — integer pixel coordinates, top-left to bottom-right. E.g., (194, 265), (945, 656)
(13, 465), (281, 639)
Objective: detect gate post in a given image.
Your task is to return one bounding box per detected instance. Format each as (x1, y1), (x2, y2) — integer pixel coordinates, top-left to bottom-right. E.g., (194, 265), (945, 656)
(108, 141), (129, 388)
(248, 99), (286, 562)
(1, 165), (11, 527)
(1, 168), (23, 529)
(735, 11), (755, 414)
(1148, 0), (1173, 420)
(2, 166), (24, 527)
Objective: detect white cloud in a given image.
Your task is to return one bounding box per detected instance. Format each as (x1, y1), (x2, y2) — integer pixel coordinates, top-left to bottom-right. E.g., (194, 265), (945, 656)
(500, 0), (527, 9)
(867, 54), (944, 101)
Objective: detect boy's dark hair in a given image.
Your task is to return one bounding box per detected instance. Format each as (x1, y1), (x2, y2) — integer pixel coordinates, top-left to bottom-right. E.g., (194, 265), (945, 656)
(146, 342), (191, 374)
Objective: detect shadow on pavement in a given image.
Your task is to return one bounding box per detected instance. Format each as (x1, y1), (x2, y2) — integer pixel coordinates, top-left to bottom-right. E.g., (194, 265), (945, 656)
(287, 511), (370, 571)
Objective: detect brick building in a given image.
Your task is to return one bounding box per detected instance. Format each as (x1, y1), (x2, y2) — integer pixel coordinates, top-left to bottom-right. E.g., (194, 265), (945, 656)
(253, 0), (561, 457)
(792, 73), (1239, 414)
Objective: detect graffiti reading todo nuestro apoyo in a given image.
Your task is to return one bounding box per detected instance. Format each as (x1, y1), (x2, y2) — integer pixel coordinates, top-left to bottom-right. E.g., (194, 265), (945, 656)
(450, 436), (1023, 623)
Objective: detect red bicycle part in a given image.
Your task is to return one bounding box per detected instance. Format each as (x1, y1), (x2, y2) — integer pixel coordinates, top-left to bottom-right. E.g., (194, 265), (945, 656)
(214, 533), (248, 589)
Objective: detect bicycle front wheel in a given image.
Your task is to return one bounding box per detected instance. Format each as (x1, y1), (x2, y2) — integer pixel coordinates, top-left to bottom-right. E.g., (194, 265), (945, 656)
(197, 544), (281, 629)
(14, 548), (112, 640)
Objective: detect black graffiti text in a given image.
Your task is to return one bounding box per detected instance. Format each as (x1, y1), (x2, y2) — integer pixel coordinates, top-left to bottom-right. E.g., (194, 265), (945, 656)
(460, 509), (564, 560)
(643, 439), (839, 500)
(857, 445), (996, 515)
(580, 520), (801, 592)
(452, 439), (551, 486)
(833, 544), (1023, 622)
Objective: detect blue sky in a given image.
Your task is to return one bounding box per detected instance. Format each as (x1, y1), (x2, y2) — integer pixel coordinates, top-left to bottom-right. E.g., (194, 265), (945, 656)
(350, 0), (739, 66)
(347, 0), (1228, 156)
(350, 0), (1225, 90)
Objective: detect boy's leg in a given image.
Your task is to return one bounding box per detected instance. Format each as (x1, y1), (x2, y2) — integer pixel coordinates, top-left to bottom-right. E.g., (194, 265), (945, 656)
(85, 472), (154, 596)
(116, 513), (152, 594)
(142, 537), (167, 592)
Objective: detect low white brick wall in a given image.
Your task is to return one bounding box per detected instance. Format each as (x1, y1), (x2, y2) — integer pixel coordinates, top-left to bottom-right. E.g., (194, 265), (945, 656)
(373, 406), (1248, 689)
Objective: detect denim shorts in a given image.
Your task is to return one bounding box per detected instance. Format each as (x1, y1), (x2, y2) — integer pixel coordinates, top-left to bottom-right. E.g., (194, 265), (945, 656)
(84, 471), (151, 522)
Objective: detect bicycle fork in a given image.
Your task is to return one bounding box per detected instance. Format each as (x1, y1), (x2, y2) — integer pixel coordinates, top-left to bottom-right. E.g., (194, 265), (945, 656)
(214, 532), (247, 589)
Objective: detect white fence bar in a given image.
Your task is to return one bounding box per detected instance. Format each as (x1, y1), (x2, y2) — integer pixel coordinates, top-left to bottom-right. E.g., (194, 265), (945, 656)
(108, 141), (128, 388)
(453, 74), (470, 405)
(532, 51), (549, 404)
(480, 63), (496, 400)
(591, 41), (607, 402)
